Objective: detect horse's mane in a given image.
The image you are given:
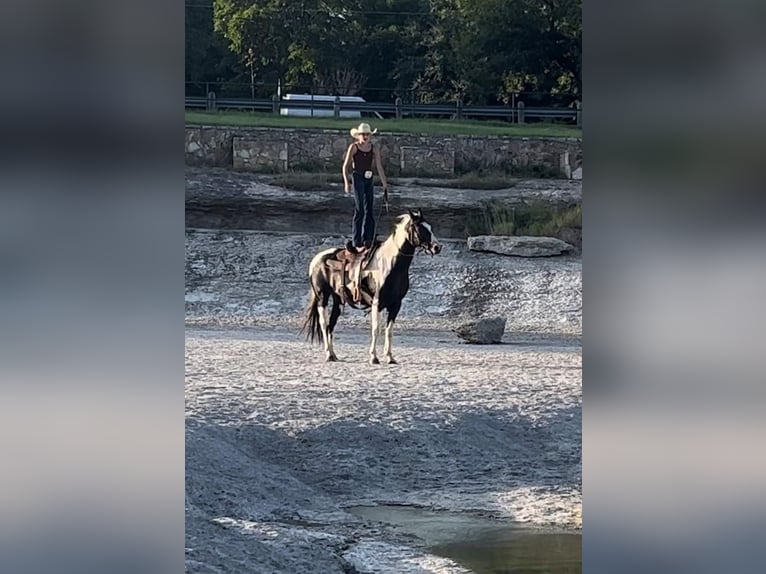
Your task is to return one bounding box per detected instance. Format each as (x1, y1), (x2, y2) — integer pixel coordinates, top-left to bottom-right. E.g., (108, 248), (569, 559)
(390, 213), (412, 233)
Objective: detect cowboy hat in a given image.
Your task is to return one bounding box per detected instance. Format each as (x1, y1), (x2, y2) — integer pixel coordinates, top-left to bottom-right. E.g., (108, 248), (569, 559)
(349, 122), (378, 137)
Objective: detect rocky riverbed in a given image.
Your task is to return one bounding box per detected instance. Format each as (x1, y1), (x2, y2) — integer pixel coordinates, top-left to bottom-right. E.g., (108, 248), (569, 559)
(185, 167), (581, 242)
(186, 326), (581, 574)
(185, 230), (581, 334)
(185, 168), (581, 574)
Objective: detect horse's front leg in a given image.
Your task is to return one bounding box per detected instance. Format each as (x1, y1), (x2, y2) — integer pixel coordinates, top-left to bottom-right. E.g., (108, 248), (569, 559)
(368, 298), (381, 365)
(383, 303), (401, 364)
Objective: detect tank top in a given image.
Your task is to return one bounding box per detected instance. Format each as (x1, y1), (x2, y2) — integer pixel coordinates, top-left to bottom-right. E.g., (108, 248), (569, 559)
(352, 143), (374, 174)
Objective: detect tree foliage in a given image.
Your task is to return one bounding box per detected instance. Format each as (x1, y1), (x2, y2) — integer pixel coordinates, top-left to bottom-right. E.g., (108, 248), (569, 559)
(185, 0), (581, 104)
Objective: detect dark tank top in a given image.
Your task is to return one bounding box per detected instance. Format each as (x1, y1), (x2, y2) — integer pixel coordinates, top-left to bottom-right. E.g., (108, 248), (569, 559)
(352, 143), (374, 174)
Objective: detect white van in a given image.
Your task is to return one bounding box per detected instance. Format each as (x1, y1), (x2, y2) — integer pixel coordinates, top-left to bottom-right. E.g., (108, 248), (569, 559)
(280, 94), (364, 118)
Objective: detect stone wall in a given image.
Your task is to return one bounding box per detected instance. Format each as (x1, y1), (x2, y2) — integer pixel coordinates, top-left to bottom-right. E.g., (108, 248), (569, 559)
(185, 125), (581, 177)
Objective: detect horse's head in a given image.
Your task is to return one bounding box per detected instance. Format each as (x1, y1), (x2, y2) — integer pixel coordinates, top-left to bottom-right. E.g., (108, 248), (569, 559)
(403, 209), (442, 255)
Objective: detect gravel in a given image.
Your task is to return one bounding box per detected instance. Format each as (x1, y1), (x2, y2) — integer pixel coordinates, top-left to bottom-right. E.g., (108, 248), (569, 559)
(186, 326), (581, 573)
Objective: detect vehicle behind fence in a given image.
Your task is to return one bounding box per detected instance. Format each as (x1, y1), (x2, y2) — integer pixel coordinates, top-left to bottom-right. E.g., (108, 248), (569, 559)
(185, 81), (581, 126)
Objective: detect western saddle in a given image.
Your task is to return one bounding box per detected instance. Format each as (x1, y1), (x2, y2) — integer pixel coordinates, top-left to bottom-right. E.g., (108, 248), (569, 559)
(325, 241), (379, 307)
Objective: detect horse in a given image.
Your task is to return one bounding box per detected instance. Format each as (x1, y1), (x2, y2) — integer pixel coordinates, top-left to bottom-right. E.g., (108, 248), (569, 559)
(302, 209), (442, 364)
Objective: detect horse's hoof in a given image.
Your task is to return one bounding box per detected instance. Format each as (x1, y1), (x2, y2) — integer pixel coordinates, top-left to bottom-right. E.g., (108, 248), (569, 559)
(370, 357), (380, 365)
(326, 355), (338, 363)
(386, 357), (398, 365)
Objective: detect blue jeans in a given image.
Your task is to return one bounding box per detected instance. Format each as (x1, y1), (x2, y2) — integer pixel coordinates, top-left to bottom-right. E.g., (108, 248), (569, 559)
(352, 173), (375, 247)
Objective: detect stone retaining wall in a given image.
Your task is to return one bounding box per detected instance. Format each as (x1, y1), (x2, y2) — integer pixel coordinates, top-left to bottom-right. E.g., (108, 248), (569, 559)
(185, 125), (581, 177)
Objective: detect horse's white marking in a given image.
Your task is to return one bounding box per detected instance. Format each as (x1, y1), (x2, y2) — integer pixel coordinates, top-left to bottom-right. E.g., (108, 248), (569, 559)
(317, 304), (335, 358)
(384, 320), (395, 362)
(363, 216), (411, 290)
(369, 300), (380, 361)
(421, 221), (439, 246)
(317, 304), (329, 342)
(309, 248), (337, 275)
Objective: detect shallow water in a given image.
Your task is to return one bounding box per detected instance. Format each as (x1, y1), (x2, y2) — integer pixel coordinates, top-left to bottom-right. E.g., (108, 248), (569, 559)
(348, 505), (581, 574)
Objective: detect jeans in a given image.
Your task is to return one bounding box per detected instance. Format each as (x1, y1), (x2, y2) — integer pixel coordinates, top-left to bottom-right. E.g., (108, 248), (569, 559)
(352, 173), (375, 247)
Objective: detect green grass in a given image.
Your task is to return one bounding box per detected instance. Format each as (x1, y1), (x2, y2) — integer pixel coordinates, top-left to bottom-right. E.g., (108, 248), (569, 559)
(271, 170), (521, 191)
(271, 168), (566, 191)
(412, 172), (518, 189)
(186, 110), (581, 138)
(506, 164), (564, 179)
(467, 201), (582, 237)
(271, 172), (344, 191)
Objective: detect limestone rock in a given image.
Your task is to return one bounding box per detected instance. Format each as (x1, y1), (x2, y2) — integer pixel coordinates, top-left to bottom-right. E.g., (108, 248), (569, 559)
(453, 317), (506, 344)
(468, 235), (573, 257)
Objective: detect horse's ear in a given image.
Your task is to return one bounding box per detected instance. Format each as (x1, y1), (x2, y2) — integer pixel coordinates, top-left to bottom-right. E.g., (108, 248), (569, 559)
(415, 208), (423, 219)
(407, 209), (416, 219)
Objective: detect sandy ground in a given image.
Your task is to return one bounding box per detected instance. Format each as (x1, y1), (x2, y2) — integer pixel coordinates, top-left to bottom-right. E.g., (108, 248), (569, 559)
(185, 323), (581, 573)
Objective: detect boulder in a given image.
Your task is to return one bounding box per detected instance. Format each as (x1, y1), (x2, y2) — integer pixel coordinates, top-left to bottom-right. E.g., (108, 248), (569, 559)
(453, 317), (506, 344)
(467, 235), (573, 257)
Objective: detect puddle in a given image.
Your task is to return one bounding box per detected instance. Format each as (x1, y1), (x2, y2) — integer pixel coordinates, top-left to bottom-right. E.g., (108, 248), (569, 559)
(348, 505), (581, 574)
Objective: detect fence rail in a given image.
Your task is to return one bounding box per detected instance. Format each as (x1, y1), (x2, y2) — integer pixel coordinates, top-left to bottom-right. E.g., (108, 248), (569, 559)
(185, 94), (582, 126)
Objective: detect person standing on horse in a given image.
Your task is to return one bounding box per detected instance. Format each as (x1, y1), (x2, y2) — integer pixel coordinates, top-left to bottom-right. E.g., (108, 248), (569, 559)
(342, 123), (389, 253)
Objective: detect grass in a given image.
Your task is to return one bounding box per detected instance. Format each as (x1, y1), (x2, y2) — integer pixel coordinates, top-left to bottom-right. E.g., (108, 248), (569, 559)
(270, 172), (343, 191)
(412, 172), (518, 189)
(186, 110), (582, 138)
(271, 169), (521, 191)
(467, 201), (582, 237)
(506, 164), (564, 179)
(270, 167), (567, 191)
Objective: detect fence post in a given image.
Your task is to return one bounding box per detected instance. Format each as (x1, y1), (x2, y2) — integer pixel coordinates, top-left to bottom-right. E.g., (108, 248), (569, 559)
(310, 86), (314, 117)
(561, 151), (572, 179)
(395, 97), (402, 120)
(207, 91), (216, 112)
(333, 95), (341, 119)
(272, 94), (279, 115)
(456, 99), (463, 120)
(517, 101), (525, 124)
(575, 100), (582, 128)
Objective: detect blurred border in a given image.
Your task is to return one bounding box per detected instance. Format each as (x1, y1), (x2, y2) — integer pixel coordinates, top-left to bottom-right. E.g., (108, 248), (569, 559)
(585, 0), (766, 572)
(0, 1), (184, 573)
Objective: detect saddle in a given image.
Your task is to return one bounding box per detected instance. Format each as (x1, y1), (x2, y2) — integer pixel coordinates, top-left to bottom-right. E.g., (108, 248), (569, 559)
(325, 241), (380, 307)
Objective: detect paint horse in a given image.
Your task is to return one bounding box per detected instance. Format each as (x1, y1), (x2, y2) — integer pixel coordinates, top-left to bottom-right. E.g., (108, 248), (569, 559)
(302, 210), (442, 364)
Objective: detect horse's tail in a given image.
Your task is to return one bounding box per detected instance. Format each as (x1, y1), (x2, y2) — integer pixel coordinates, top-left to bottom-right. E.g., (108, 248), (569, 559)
(300, 285), (322, 344)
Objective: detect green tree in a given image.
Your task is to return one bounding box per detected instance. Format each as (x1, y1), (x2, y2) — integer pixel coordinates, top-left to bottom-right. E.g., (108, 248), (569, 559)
(202, 0), (581, 104)
(213, 0), (360, 93)
(186, 3), (241, 92)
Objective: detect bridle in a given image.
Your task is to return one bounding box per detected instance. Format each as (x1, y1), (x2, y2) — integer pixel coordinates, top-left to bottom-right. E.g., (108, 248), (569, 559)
(396, 220), (435, 257)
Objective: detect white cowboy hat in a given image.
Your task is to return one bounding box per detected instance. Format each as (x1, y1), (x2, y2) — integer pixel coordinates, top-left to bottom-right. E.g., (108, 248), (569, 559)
(350, 122), (378, 137)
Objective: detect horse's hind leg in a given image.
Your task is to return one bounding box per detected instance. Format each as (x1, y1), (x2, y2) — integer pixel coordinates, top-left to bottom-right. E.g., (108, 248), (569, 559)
(326, 294), (342, 361)
(316, 289), (336, 362)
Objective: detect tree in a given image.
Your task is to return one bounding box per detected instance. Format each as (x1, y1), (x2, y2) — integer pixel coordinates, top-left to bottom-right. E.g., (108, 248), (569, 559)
(200, 0), (581, 104)
(213, 0), (359, 93)
(186, 3), (241, 92)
